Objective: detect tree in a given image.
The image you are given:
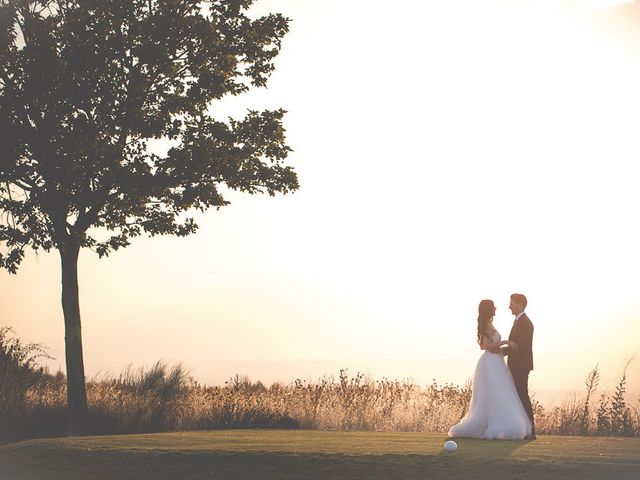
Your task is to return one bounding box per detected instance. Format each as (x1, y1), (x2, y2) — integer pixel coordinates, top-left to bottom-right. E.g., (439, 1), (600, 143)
(0, 0), (298, 435)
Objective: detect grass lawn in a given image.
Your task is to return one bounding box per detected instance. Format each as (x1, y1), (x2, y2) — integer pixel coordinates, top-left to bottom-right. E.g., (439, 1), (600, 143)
(1, 430), (639, 479)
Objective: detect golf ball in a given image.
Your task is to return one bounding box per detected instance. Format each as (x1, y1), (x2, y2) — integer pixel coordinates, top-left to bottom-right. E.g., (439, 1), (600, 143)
(444, 440), (457, 452)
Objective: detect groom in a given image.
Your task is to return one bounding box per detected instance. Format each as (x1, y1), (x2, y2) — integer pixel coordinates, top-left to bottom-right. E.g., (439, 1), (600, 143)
(493, 293), (536, 439)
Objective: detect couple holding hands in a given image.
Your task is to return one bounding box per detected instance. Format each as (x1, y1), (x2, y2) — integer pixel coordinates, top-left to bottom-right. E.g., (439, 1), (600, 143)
(449, 293), (536, 440)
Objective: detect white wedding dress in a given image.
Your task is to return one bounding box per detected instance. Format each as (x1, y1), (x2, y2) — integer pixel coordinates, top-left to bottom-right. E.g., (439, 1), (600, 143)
(448, 329), (532, 440)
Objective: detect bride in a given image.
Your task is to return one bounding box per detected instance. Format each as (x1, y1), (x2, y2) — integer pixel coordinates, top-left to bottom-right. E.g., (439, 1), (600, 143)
(448, 299), (532, 440)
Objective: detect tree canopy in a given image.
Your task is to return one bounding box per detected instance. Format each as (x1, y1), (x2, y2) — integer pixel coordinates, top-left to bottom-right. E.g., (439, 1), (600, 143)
(0, 0), (298, 271)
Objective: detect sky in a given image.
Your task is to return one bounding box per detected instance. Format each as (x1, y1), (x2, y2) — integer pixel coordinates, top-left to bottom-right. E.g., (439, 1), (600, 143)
(2, 0), (640, 402)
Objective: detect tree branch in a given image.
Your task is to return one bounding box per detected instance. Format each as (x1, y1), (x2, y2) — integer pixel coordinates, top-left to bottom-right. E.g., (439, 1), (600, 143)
(13, 178), (34, 192)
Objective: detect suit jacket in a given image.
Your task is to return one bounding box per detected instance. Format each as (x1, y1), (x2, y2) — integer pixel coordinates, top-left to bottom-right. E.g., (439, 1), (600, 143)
(502, 313), (534, 372)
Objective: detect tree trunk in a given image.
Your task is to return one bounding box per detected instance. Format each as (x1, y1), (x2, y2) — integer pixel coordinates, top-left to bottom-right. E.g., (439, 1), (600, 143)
(59, 238), (89, 436)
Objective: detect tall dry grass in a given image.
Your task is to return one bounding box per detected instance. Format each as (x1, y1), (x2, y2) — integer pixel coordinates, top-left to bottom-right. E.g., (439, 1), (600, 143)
(530, 363), (639, 437)
(1, 328), (638, 443)
(0, 327), (54, 443)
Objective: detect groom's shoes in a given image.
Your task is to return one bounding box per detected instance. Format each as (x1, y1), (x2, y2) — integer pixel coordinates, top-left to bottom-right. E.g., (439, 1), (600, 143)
(524, 434), (536, 440)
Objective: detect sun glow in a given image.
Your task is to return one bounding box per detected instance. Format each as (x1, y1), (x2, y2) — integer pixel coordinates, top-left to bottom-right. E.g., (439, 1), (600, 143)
(582, 0), (635, 8)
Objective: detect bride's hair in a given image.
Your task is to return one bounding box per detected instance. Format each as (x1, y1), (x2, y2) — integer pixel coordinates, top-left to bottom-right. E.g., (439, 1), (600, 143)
(477, 299), (495, 344)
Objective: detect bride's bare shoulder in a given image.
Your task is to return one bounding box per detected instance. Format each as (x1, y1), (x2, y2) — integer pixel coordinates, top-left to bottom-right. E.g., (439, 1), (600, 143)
(489, 326), (501, 339)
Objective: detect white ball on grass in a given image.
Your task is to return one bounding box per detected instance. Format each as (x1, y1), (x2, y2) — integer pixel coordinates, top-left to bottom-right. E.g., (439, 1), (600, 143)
(444, 440), (457, 452)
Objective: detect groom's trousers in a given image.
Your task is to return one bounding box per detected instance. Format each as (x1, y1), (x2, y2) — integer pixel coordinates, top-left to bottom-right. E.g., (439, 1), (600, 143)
(511, 369), (535, 434)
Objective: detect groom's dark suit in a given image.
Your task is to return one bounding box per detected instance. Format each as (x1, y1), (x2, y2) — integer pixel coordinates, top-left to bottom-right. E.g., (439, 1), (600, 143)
(501, 312), (535, 435)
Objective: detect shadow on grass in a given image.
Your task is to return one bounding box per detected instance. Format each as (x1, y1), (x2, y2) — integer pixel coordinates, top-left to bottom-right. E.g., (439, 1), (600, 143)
(438, 437), (536, 458)
(2, 447), (638, 480)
